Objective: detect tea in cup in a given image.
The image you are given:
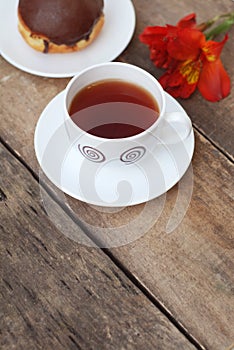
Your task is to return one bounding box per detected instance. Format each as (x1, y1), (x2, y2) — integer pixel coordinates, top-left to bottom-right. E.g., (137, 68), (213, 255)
(64, 62), (192, 165)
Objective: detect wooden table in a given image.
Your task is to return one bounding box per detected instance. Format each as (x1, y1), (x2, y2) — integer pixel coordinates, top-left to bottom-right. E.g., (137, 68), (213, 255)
(1, 1), (234, 349)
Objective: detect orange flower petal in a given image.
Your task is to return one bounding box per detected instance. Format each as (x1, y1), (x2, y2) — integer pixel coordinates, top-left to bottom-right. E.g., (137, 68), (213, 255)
(202, 35), (228, 62)
(167, 28), (205, 61)
(180, 59), (201, 84)
(139, 26), (168, 45)
(198, 59), (231, 101)
(159, 69), (197, 99)
(177, 13), (197, 29)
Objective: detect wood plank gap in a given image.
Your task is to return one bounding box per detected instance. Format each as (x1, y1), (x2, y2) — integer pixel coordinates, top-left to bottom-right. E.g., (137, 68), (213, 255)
(192, 124), (234, 163)
(102, 249), (206, 350)
(0, 135), (206, 350)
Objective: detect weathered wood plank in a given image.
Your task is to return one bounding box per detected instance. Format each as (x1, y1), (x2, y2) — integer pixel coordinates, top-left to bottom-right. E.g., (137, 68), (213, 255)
(0, 0), (233, 348)
(0, 143), (197, 350)
(1, 68), (233, 348)
(62, 131), (234, 350)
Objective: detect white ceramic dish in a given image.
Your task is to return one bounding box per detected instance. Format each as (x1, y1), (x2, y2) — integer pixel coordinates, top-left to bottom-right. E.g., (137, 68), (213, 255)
(34, 90), (195, 207)
(0, 0), (136, 77)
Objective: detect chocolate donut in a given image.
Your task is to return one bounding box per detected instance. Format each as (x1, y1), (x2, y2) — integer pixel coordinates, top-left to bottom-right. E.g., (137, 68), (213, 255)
(18, 0), (104, 53)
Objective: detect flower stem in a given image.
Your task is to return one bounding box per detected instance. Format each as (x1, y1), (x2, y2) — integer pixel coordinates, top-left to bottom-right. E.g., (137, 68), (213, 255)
(206, 18), (234, 40)
(201, 11), (234, 40)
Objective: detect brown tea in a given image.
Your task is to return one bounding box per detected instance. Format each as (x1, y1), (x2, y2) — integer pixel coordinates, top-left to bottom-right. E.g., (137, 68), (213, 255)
(69, 79), (160, 139)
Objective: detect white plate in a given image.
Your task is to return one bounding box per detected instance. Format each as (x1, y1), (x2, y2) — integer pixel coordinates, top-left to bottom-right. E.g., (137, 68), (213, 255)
(34, 91), (195, 207)
(0, 0), (135, 77)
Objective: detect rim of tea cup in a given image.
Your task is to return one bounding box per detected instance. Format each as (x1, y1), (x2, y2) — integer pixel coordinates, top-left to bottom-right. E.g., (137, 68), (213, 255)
(64, 62), (166, 142)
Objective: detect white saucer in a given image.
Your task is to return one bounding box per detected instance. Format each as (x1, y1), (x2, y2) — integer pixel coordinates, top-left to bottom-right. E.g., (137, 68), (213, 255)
(34, 90), (195, 207)
(0, 0), (135, 78)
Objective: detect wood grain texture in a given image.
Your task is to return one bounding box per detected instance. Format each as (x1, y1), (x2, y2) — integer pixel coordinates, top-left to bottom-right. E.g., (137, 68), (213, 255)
(0, 61), (233, 348)
(0, 143), (196, 350)
(0, 60), (68, 162)
(0, 0), (233, 348)
(63, 132), (234, 350)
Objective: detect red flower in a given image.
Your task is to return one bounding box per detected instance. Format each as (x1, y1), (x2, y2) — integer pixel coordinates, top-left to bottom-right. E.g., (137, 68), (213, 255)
(139, 14), (231, 101)
(139, 14), (197, 69)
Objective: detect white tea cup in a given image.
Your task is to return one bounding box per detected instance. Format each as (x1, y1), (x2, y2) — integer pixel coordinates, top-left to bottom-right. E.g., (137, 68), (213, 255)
(63, 62), (192, 165)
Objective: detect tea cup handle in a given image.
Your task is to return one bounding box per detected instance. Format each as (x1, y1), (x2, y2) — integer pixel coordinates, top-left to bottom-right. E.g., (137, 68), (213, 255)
(154, 111), (192, 145)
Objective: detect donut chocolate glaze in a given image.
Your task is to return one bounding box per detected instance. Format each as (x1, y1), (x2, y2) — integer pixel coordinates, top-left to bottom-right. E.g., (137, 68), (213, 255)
(18, 0), (104, 53)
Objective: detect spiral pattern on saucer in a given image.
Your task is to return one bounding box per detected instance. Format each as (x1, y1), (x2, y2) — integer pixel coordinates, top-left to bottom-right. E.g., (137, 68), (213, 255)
(78, 145), (106, 163)
(120, 146), (146, 164)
